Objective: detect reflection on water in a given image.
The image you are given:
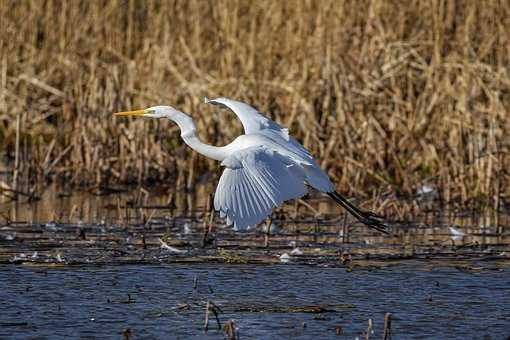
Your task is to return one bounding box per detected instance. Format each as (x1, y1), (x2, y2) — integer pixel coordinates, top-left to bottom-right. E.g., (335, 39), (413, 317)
(0, 263), (509, 339)
(1, 184), (215, 224)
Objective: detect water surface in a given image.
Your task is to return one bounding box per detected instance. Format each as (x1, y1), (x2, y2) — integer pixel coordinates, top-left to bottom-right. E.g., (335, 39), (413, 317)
(1, 263), (508, 339)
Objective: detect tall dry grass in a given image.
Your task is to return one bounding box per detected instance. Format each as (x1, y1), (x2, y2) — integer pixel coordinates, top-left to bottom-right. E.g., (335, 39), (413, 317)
(1, 0), (509, 211)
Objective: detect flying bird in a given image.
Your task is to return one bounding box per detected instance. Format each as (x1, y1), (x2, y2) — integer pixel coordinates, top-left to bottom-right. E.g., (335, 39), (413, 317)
(115, 98), (388, 234)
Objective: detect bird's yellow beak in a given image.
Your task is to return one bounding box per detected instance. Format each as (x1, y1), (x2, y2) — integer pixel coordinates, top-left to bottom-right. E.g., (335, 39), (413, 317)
(114, 109), (146, 116)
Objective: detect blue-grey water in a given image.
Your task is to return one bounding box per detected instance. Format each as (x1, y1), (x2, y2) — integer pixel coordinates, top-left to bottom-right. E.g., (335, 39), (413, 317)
(0, 263), (509, 339)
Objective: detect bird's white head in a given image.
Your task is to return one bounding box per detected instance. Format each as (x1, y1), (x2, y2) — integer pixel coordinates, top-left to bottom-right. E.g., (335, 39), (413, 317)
(114, 105), (196, 137)
(114, 105), (178, 119)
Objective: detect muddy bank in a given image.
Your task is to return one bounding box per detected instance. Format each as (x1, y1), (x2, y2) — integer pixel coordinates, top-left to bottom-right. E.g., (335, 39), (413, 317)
(1, 216), (509, 267)
(1, 186), (509, 266)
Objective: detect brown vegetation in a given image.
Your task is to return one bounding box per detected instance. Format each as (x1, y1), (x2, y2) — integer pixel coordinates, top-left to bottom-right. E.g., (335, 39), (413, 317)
(1, 0), (510, 211)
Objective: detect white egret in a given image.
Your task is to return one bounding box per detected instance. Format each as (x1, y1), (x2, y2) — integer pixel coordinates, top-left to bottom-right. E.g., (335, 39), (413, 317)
(115, 98), (388, 234)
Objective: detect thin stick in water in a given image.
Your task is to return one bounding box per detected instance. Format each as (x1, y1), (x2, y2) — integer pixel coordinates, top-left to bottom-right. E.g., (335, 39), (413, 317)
(383, 313), (392, 340)
(12, 113), (21, 197)
(203, 301), (210, 332)
(365, 318), (373, 340)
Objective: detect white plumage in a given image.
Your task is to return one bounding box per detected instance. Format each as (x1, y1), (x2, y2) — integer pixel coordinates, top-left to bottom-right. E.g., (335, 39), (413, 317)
(214, 146), (307, 230)
(114, 97), (388, 234)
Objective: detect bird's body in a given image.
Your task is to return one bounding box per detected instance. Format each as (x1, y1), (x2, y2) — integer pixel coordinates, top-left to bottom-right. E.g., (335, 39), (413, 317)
(115, 98), (388, 233)
(213, 133), (332, 191)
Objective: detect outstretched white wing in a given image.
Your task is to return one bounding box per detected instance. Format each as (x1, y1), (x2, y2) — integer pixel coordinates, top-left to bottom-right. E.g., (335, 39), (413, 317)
(205, 97), (289, 137)
(214, 146), (307, 230)
(207, 97), (335, 193)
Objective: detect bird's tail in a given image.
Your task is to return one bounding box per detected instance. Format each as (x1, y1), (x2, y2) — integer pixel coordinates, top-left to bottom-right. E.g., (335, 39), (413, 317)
(327, 191), (389, 234)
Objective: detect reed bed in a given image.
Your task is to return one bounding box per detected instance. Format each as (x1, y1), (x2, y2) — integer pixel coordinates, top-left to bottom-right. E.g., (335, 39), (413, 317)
(1, 0), (509, 212)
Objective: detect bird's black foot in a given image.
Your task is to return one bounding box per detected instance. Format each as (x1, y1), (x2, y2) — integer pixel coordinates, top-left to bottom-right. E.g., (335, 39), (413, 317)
(327, 191), (389, 235)
(358, 213), (389, 234)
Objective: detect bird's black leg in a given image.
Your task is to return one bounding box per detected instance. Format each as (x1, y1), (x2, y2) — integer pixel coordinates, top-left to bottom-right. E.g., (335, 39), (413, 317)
(327, 191), (389, 234)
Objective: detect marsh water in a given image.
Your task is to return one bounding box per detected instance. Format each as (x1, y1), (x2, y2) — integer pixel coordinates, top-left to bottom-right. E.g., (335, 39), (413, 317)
(1, 263), (509, 339)
(1, 185), (510, 338)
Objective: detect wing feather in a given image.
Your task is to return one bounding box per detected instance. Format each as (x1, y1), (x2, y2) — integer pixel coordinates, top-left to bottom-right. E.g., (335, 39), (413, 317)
(233, 173), (244, 220)
(248, 164), (277, 206)
(251, 174), (272, 212)
(214, 146), (307, 230)
(240, 174), (259, 222)
(237, 173), (250, 220)
(244, 173), (264, 214)
(206, 97), (289, 139)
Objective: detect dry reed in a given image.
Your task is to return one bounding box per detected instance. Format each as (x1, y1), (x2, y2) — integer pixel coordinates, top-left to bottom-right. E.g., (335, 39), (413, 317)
(1, 0), (509, 212)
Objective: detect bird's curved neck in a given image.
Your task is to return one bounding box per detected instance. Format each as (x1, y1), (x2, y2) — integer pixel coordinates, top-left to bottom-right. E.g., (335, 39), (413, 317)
(168, 111), (228, 161)
(182, 133), (228, 161)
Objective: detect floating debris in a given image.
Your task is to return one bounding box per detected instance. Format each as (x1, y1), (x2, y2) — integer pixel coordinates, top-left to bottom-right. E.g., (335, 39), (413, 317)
(449, 226), (465, 236)
(290, 248), (303, 256)
(3, 233), (15, 241)
(340, 252), (352, 265)
(279, 253), (291, 263)
(13, 253), (26, 261)
(233, 304), (342, 313)
(183, 223), (191, 235)
(44, 222), (57, 231)
(178, 303), (190, 310)
(158, 239), (187, 253)
(121, 294), (135, 304)
(449, 226), (466, 241)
